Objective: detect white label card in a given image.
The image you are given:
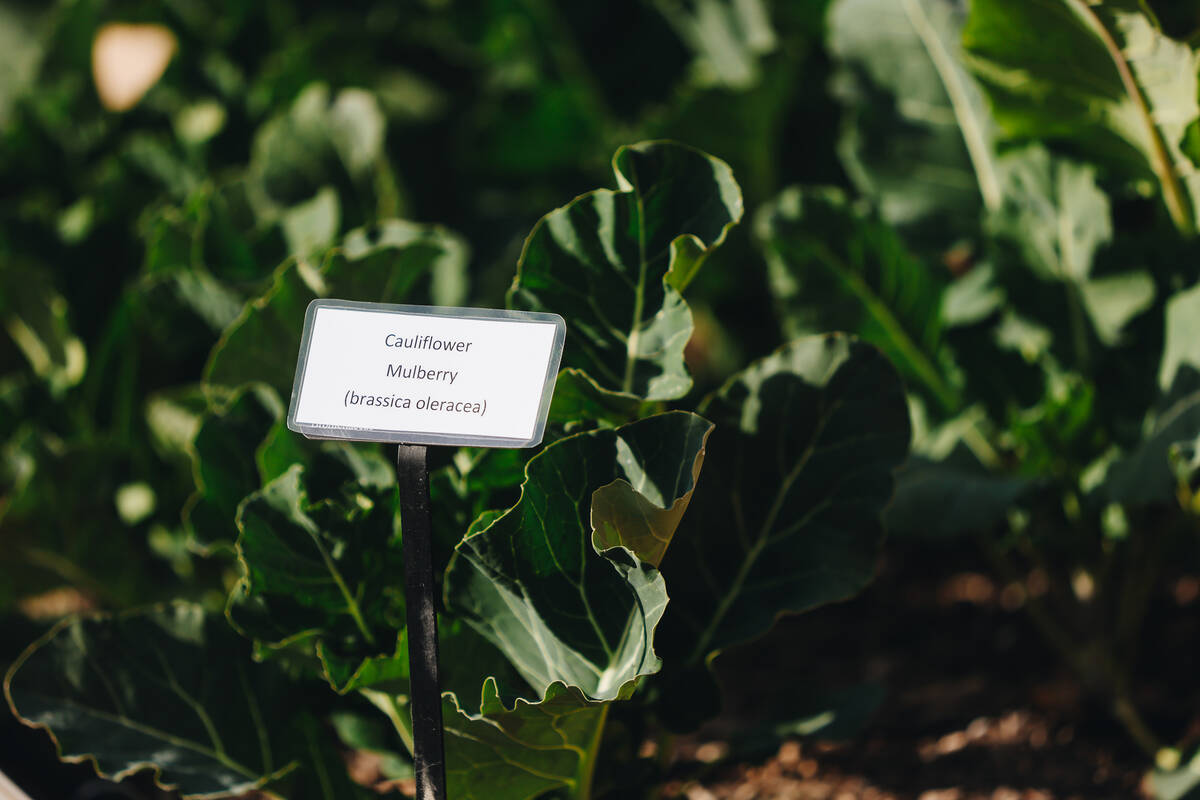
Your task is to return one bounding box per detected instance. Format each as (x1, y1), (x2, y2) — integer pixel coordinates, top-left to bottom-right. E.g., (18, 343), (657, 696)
(287, 300), (565, 448)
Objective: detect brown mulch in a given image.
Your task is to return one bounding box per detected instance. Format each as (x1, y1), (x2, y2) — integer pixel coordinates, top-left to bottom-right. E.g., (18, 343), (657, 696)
(651, 543), (1200, 800)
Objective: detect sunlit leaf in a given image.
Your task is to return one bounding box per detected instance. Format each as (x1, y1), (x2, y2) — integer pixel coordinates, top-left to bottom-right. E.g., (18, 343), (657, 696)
(0, 266), (86, 395)
(653, 0), (776, 89)
(990, 146), (1154, 347)
(441, 681), (607, 800)
(964, 0), (1200, 232)
(828, 0), (1002, 227)
(510, 141), (743, 402)
(446, 411), (712, 701)
(1160, 282), (1200, 391)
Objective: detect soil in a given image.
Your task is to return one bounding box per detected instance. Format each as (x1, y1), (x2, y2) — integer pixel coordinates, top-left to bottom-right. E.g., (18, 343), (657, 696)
(653, 541), (1195, 800)
(4, 541), (1195, 799)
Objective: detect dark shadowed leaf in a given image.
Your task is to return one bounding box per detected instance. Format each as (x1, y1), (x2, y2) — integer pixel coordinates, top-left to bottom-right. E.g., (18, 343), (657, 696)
(886, 444), (1036, 539)
(4, 603), (368, 799)
(1103, 368), (1200, 507)
(228, 464), (405, 692)
(730, 682), (887, 758)
(659, 335), (910, 667)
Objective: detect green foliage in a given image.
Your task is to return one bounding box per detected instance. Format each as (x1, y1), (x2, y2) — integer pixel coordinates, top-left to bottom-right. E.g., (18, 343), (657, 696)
(206, 220), (468, 398)
(229, 462), (403, 691)
(510, 142), (743, 402)
(16, 0), (1200, 796)
(828, 0), (1002, 229)
(655, 335), (909, 729)
(447, 411), (711, 700)
(812, 0), (1200, 792)
(758, 187), (955, 409)
(5, 122), (909, 799)
(963, 0), (1200, 233)
(442, 681), (607, 800)
(3, 603), (368, 799)
(664, 336), (909, 657)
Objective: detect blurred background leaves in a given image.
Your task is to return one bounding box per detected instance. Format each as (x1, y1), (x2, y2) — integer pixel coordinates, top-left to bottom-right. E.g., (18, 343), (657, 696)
(10, 0), (1200, 797)
(0, 0), (837, 638)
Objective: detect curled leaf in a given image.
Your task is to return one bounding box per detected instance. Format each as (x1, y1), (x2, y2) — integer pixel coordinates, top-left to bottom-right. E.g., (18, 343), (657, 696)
(510, 141), (743, 402)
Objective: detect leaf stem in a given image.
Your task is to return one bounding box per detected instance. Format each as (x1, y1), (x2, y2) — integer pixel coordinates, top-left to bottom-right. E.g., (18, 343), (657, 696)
(360, 689), (416, 755)
(1113, 691), (1165, 759)
(803, 241), (960, 412)
(980, 536), (1166, 759)
(979, 537), (1093, 678)
(624, 192), (649, 394)
(307, 531), (376, 646)
(901, 0), (1002, 212)
(1064, 0), (1194, 234)
(1065, 283), (1091, 370)
(688, 537), (767, 665)
(573, 702), (610, 800)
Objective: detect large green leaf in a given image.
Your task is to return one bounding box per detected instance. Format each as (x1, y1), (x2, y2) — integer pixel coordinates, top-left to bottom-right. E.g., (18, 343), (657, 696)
(659, 335), (910, 667)
(228, 464), (405, 692)
(204, 219), (468, 398)
(509, 141), (743, 402)
(828, 0), (1003, 226)
(990, 146), (1154, 348)
(441, 680), (607, 800)
(757, 186), (958, 410)
(4, 603), (367, 799)
(963, 0), (1200, 232)
(445, 411), (713, 701)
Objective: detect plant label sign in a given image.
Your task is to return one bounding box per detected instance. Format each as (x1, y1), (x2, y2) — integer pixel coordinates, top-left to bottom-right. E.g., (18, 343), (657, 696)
(287, 299), (565, 448)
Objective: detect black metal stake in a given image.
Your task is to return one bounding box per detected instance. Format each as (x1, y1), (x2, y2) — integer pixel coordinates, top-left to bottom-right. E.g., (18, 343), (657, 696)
(396, 444), (447, 800)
